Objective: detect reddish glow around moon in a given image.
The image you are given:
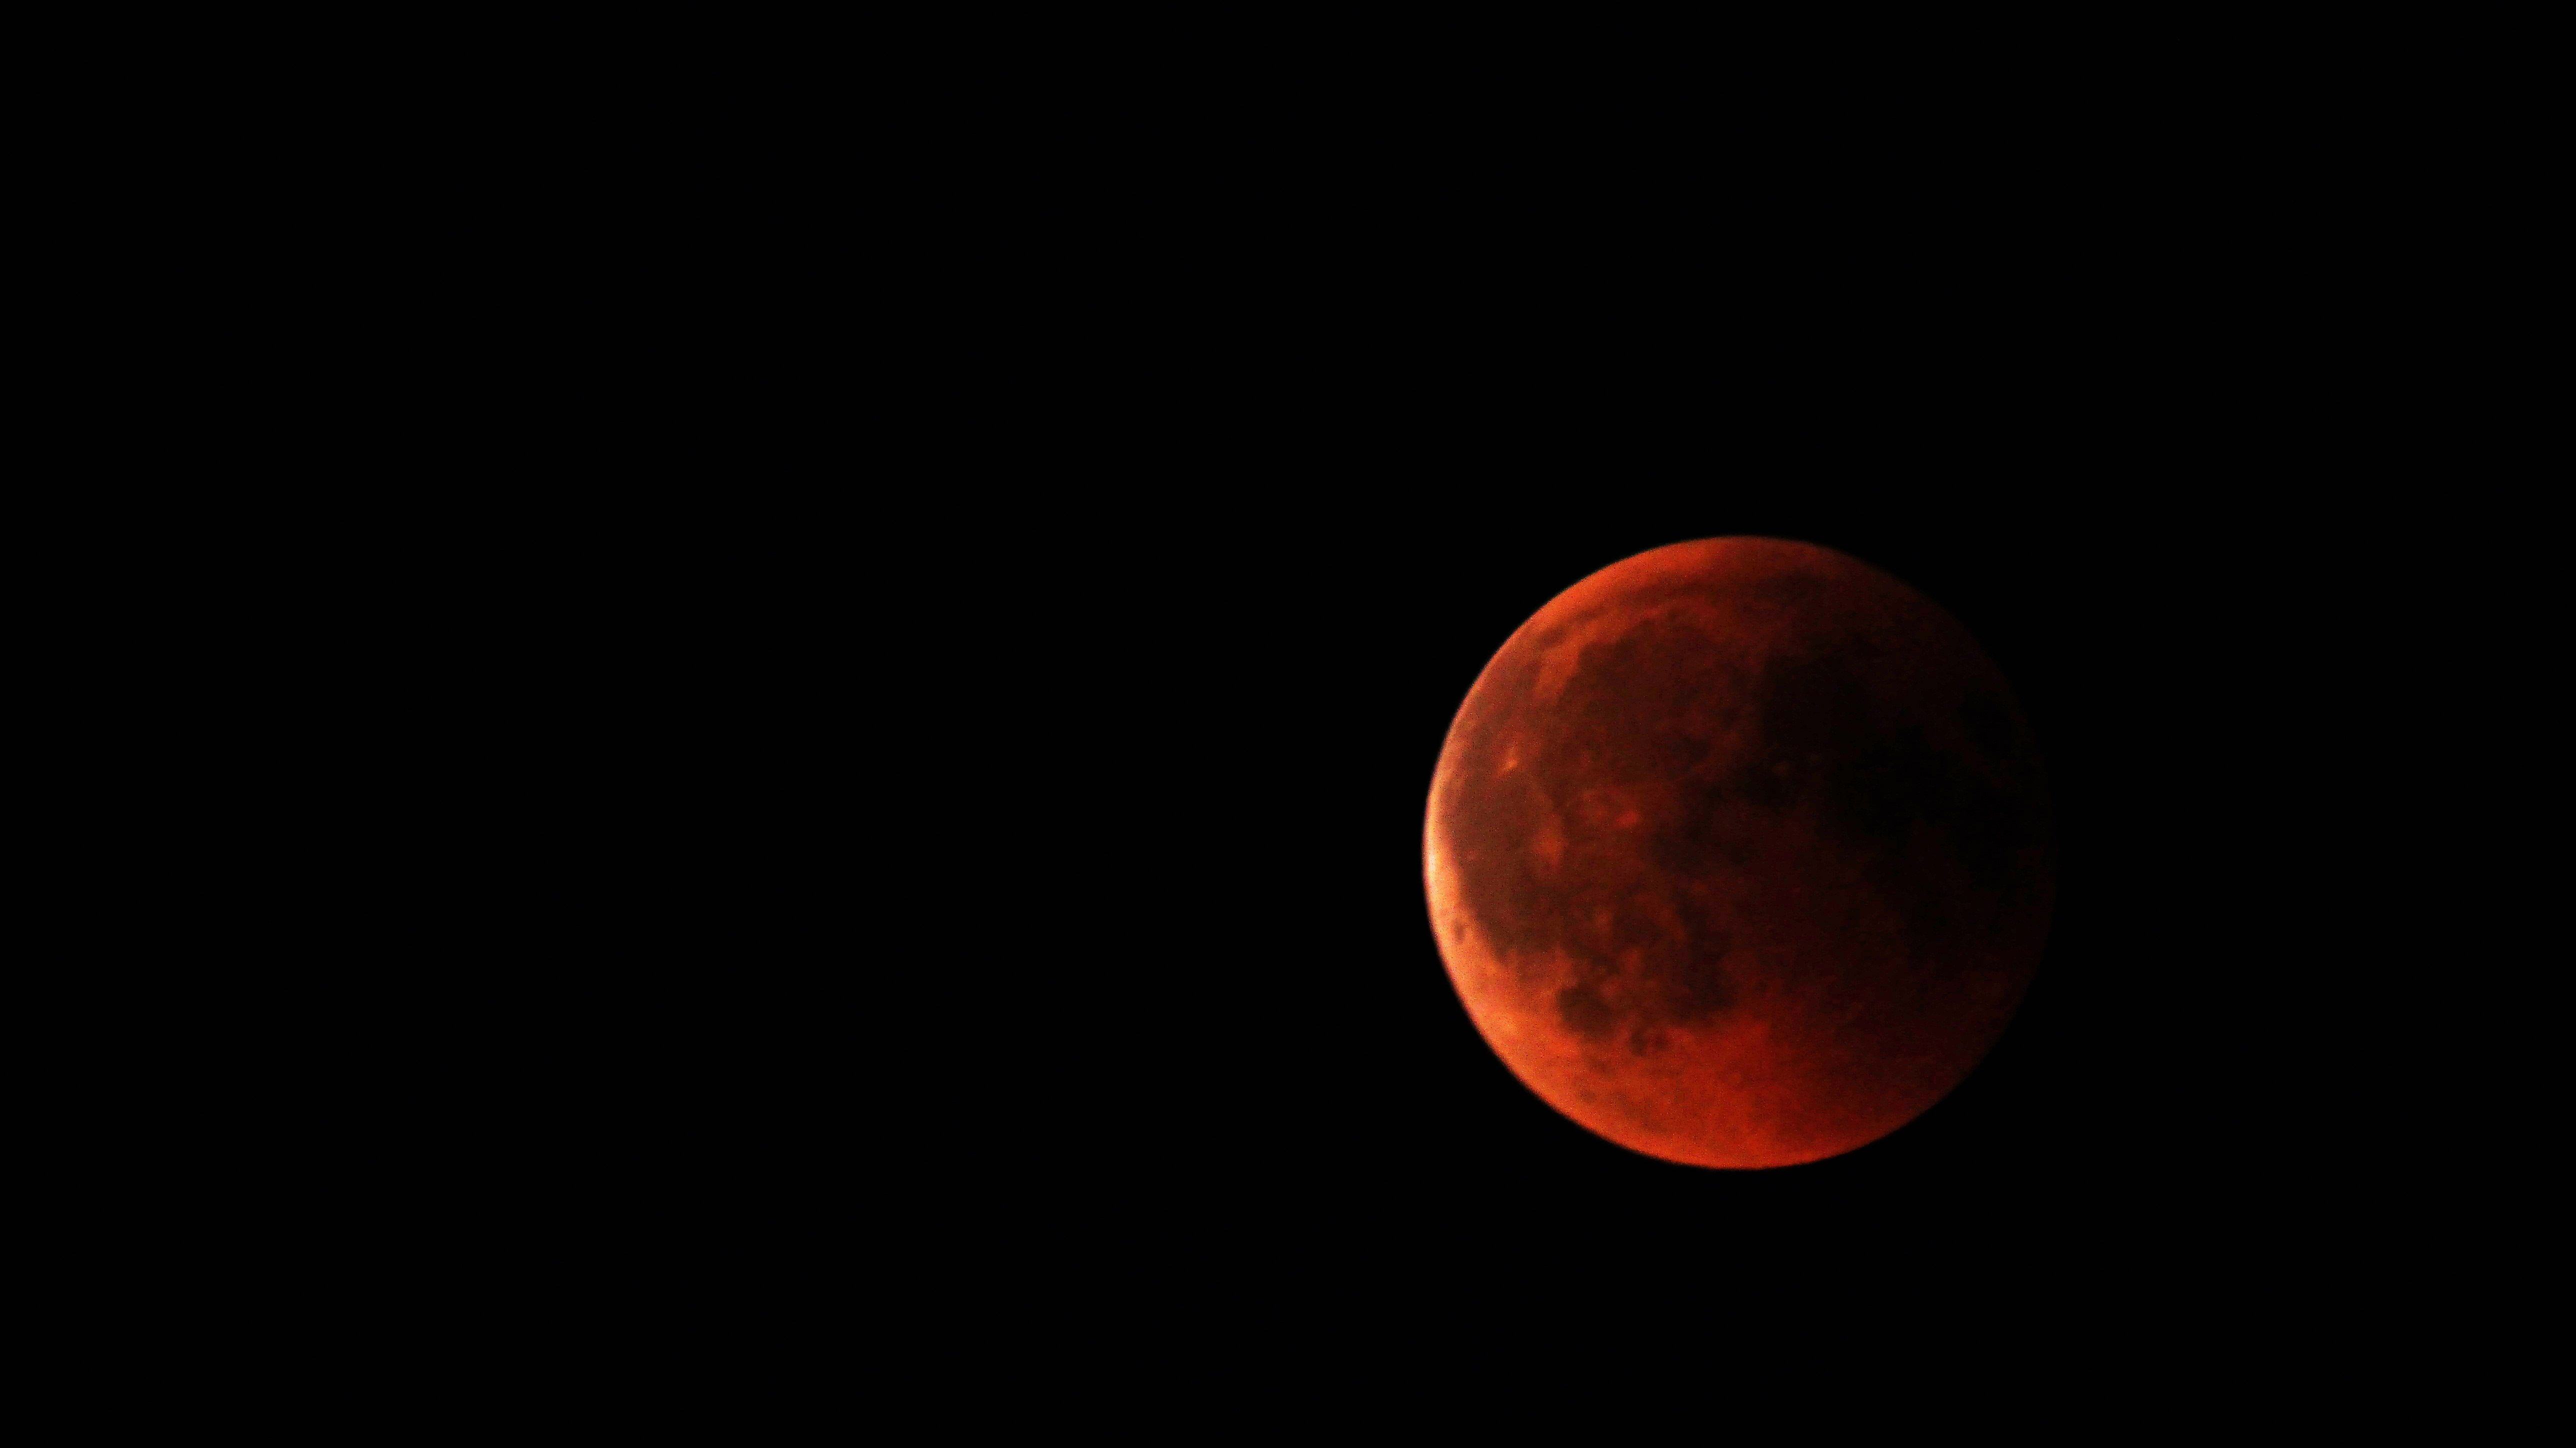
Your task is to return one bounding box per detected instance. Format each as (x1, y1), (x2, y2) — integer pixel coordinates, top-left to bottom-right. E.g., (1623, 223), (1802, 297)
(1424, 538), (2053, 1168)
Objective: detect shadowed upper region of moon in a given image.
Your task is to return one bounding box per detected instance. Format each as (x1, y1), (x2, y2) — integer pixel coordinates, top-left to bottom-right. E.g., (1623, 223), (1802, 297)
(1423, 538), (2053, 1168)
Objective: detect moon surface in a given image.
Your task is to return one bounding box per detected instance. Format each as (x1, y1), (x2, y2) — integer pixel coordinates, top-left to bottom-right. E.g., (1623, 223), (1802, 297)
(1424, 538), (2053, 1168)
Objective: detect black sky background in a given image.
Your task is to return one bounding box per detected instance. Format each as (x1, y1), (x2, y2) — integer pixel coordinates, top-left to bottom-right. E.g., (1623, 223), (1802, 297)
(30, 20), (2554, 1414)
(368, 78), (2546, 1352)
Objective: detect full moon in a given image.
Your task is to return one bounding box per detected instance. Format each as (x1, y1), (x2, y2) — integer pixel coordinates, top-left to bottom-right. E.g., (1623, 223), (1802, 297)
(1424, 538), (2054, 1168)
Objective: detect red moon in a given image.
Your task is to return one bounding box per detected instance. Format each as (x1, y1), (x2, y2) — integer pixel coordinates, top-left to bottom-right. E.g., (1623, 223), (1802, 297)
(1424, 538), (2053, 1168)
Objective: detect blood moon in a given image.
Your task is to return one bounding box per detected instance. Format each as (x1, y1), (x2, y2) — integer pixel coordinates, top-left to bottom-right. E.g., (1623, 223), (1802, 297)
(1424, 538), (2053, 1168)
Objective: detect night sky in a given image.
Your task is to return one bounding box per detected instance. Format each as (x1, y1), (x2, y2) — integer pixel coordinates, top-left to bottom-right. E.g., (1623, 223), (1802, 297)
(125, 26), (2550, 1406)
(513, 100), (2530, 1352)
